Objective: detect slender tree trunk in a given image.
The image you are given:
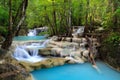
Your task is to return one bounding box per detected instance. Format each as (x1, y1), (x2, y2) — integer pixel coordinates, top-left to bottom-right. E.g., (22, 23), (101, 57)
(44, 6), (55, 35)
(15, 0), (28, 36)
(1, 0), (13, 50)
(84, 0), (90, 33)
(63, 0), (71, 36)
(112, 0), (118, 31)
(1, 0), (28, 49)
(68, 0), (72, 37)
(52, 0), (57, 35)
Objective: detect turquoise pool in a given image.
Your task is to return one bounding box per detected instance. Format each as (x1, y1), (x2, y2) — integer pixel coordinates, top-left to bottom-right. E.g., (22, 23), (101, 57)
(31, 61), (120, 80)
(13, 36), (46, 41)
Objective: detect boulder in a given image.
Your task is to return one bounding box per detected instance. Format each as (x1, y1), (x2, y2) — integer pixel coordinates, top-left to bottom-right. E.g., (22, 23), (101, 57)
(39, 48), (52, 56)
(51, 47), (63, 56)
(0, 61), (30, 80)
(50, 36), (59, 41)
(72, 38), (82, 43)
(19, 58), (67, 71)
(66, 37), (72, 42)
(18, 29), (27, 36)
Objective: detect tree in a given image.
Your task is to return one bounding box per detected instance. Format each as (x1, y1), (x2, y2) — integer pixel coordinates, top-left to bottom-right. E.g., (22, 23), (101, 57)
(1, 0), (28, 50)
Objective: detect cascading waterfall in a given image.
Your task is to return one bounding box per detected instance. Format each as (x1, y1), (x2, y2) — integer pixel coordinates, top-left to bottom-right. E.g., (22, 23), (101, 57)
(76, 27), (84, 34)
(72, 26), (84, 37)
(13, 39), (49, 63)
(13, 28), (49, 62)
(27, 29), (37, 36)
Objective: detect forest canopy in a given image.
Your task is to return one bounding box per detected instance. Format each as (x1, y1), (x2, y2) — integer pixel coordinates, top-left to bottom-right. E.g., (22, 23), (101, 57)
(26, 0), (120, 35)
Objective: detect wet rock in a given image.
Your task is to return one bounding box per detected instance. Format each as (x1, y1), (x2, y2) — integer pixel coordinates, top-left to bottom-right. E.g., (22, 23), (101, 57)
(0, 63), (30, 80)
(72, 38), (82, 43)
(51, 36), (59, 41)
(51, 47), (63, 56)
(19, 58), (67, 72)
(39, 48), (52, 56)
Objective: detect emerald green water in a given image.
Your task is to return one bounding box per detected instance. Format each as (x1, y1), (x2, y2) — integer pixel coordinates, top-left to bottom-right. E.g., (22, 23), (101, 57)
(31, 61), (120, 80)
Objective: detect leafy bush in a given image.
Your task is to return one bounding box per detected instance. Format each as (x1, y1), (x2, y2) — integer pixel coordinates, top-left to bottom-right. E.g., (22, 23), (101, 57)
(101, 32), (120, 68)
(0, 6), (8, 25)
(104, 32), (120, 46)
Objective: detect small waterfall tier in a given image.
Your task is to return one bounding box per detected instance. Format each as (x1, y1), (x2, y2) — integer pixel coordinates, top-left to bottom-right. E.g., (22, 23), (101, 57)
(72, 26), (84, 37)
(13, 40), (49, 63)
(27, 29), (37, 36)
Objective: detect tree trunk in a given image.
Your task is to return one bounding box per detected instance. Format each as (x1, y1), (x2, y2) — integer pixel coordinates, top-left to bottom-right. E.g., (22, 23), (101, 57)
(84, 0), (90, 33)
(1, 0), (28, 50)
(68, 0), (72, 37)
(112, 0), (118, 31)
(52, 1), (57, 35)
(1, 0), (13, 50)
(44, 6), (55, 35)
(15, 0), (28, 36)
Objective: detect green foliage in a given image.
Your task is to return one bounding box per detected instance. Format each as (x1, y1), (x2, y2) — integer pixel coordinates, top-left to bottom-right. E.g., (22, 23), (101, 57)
(115, 7), (120, 17)
(101, 32), (120, 66)
(26, 0), (113, 35)
(104, 32), (120, 46)
(0, 26), (8, 35)
(0, 4), (9, 36)
(0, 6), (8, 25)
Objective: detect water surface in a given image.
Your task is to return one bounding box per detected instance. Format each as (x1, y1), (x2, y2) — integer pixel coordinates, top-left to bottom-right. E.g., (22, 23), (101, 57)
(31, 61), (120, 80)
(13, 36), (46, 41)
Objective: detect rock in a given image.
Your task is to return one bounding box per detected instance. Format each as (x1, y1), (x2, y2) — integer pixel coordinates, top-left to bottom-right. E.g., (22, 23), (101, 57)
(47, 44), (58, 48)
(48, 58), (65, 66)
(72, 38), (82, 43)
(0, 63), (30, 80)
(19, 58), (67, 71)
(66, 37), (72, 42)
(67, 60), (76, 64)
(49, 40), (79, 49)
(51, 47), (63, 56)
(81, 38), (87, 43)
(65, 56), (84, 64)
(39, 48), (52, 56)
(72, 33), (79, 38)
(51, 36), (59, 41)
(18, 29), (27, 36)
(70, 49), (82, 57)
(60, 49), (70, 57)
(82, 50), (89, 57)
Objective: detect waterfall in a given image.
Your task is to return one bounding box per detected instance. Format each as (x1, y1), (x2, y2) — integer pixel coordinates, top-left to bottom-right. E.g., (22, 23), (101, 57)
(76, 27), (84, 34)
(72, 26), (84, 37)
(27, 29), (37, 36)
(13, 39), (49, 63)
